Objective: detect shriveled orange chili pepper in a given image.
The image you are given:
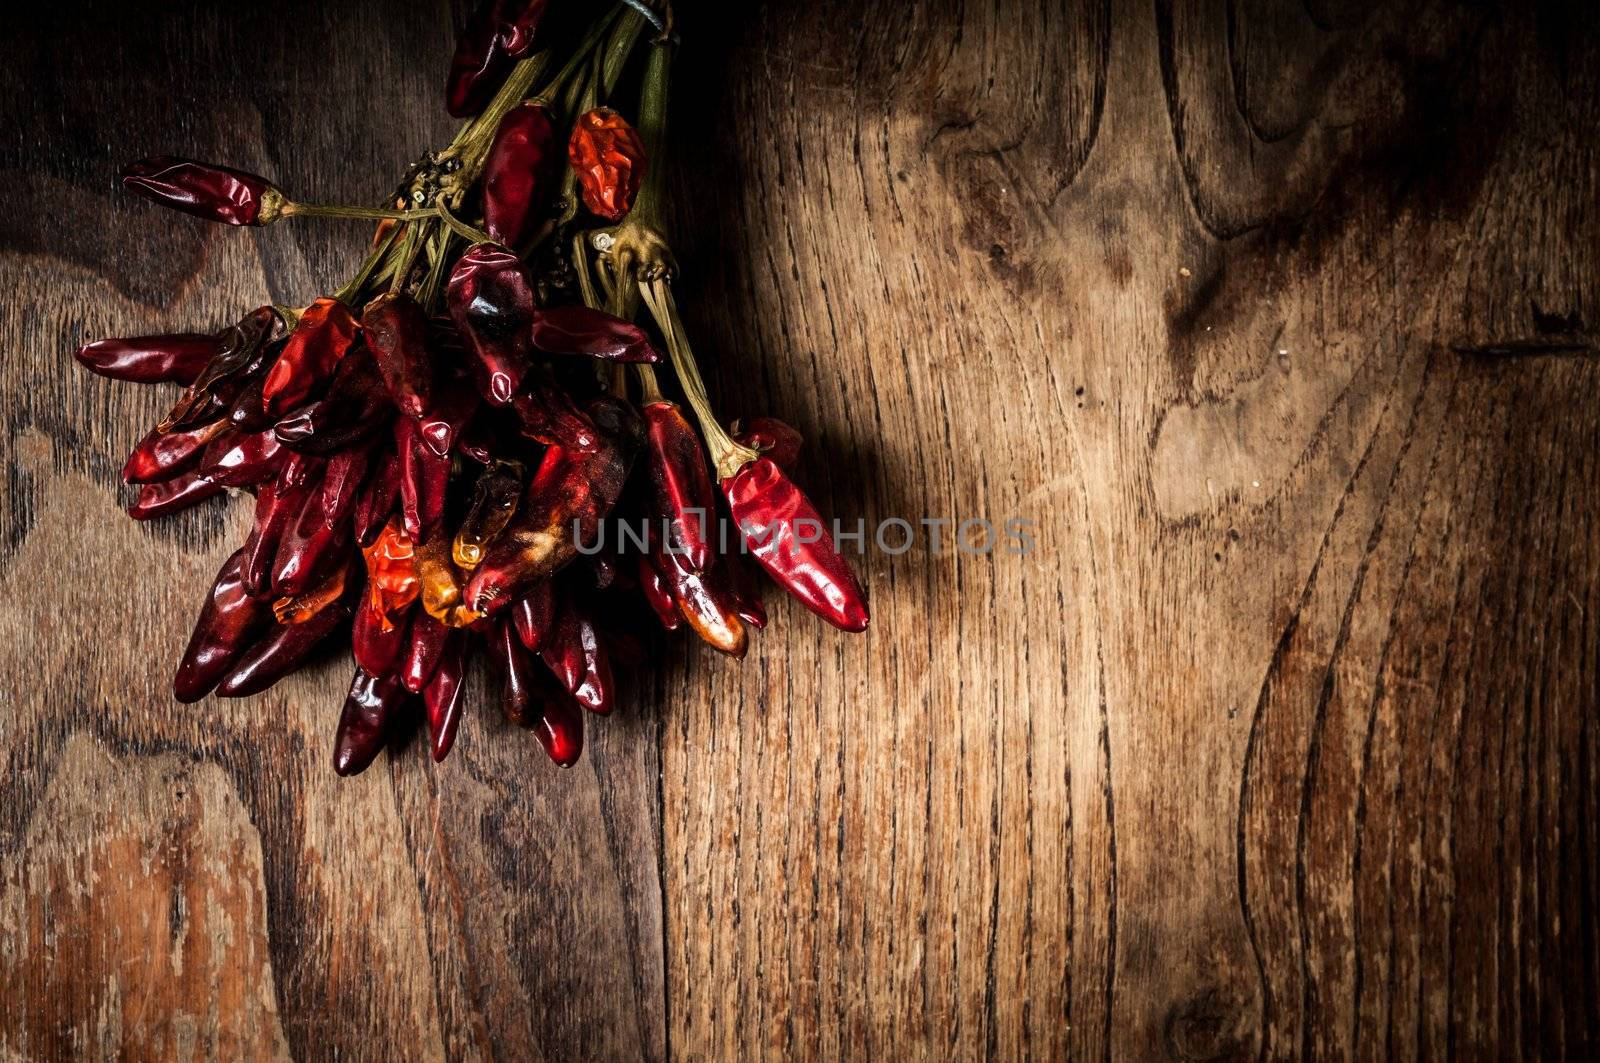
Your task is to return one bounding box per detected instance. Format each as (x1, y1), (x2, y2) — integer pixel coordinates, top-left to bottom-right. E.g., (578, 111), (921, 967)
(568, 108), (647, 221)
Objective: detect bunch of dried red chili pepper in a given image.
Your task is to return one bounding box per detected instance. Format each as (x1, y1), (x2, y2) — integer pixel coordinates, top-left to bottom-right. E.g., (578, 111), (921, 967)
(76, 0), (868, 775)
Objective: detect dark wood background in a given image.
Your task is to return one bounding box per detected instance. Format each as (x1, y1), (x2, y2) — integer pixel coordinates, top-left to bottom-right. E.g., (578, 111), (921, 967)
(2, 0), (1597, 1059)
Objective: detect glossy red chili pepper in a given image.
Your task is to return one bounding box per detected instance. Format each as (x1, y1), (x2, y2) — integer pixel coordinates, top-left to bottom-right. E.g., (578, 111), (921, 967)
(217, 590), (354, 698)
(538, 594), (613, 714)
(417, 377), (481, 459)
(353, 599), (411, 676)
(76, 331), (217, 385)
(174, 548), (274, 702)
(512, 383), (599, 450)
(198, 427), (284, 488)
(320, 443), (374, 532)
(122, 419), (226, 484)
(274, 351), (393, 455)
(361, 291), (434, 419)
(533, 686), (584, 766)
(226, 361), (279, 432)
(487, 614), (539, 726)
(637, 554), (680, 631)
(400, 612), (452, 694)
(240, 482), (291, 597)
(396, 415), (449, 542)
(725, 548), (767, 629)
(445, 0), (548, 118)
(511, 579), (555, 649)
(568, 108), (647, 222)
(529, 305), (658, 363)
(722, 456), (869, 632)
(157, 307), (281, 432)
(652, 546), (748, 657)
(735, 416), (803, 471)
(446, 243), (536, 405)
(423, 630), (468, 761)
(352, 448), (403, 547)
(272, 470), (352, 597)
(483, 102), (560, 247)
(261, 298), (361, 418)
(643, 400), (715, 571)
(120, 156), (283, 226)
(127, 469), (226, 520)
(332, 667), (409, 777)
(463, 396), (640, 615)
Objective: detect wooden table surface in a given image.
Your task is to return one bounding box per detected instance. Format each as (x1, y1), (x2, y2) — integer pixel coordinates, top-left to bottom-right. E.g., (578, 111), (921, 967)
(3, 1), (1597, 1059)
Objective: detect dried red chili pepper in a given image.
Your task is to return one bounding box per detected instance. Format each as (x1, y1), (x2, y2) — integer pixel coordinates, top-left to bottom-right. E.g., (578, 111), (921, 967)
(127, 469), (227, 520)
(260, 298), (360, 418)
(454, 459), (522, 568)
(483, 102), (560, 247)
(735, 416), (802, 472)
(272, 470), (352, 597)
(637, 554), (680, 631)
(446, 243), (535, 405)
(512, 383), (599, 450)
(511, 579), (556, 649)
(120, 156), (284, 226)
(423, 630), (468, 761)
(217, 590), (353, 698)
(332, 667), (409, 777)
(241, 481), (297, 597)
(76, 331), (217, 385)
(725, 548), (767, 629)
(361, 291), (434, 418)
(486, 614), (538, 726)
(122, 419), (227, 484)
(722, 456), (869, 632)
(272, 563), (350, 625)
(353, 599), (411, 676)
(396, 415), (449, 542)
(320, 443), (375, 532)
(361, 516), (420, 624)
(533, 686), (583, 766)
(643, 400), (715, 571)
(445, 0), (548, 118)
(274, 351), (393, 455)
(529, 305), (658, 363)
(158, 307), (281, 432)
(538, 594), (614, 714)
(352, 448), (403, 547)
(400, 612), (453, 694)
(198, 428), (284, 488)
(651, 546), (748, 657)
(417, 377), (481, 458)
(174, 548), (274, 702)
(568, 108), (646, 222)
(463, 395), (640, 615)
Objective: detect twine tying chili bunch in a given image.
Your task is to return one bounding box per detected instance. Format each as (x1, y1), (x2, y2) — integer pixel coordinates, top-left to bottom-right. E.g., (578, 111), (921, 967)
(76, 0), (868, 775)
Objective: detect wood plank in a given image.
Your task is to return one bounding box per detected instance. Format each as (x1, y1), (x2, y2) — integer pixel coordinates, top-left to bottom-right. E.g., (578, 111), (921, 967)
(0, 3), (664, 1059)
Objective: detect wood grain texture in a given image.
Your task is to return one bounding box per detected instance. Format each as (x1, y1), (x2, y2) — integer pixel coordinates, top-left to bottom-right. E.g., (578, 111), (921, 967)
(1, 0), (1597, 1060)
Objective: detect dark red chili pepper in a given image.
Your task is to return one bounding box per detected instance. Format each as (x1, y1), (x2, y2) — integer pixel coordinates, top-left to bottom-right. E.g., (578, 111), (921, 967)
(273, 351), (393, 455)
(735, 416), (803, 472)
(529, 305), (658, 363)
(120, 156), (284, 226)
(446, 243), (535, 405)
(272, 561), (350, 625)
(637, 554), (680, 631)
(722, 456), (869, 632)
(320, 443), (374, 532)
(725, 548), (767, 629)
(217, 592), (353, 698)
(511, 579), (555, 649)
(417, 377), (480, 458)
(643, 400), (715, 571)
(122, 419), (226, 484)
(157, 307), (281, 432)
(361, 291), (434, 419)
(486, 614), (538, 726)
(352, 447), (402, 547)
(423, 630), (468, 761)
(445, 0), (548, 118)
(396, 416), (449, 542)
(76, 331), (217, 385)
(533, 686), (583, 766)
(174, 548), (274, 702)
(652, 546), (748, 657)
(512, 383), (599, 450)
(538, 595), (613, 714)
(332, 667), (409, 777)
(353, 599), (411, 677)
(127, 469), (226, 520)
(261, 298), (360, 418)
(197, 428), (284, 488)
(463, 395), (640, 615)
(568, 108), (647, 222)
(272, 470), (351, 597)
(226, 363), (278, 432)
(401, 612), (452, 694)
(483, 102), (560, 247)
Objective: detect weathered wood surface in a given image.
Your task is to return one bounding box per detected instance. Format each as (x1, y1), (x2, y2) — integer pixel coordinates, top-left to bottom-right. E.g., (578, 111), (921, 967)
(2, 0), (1598, 1059)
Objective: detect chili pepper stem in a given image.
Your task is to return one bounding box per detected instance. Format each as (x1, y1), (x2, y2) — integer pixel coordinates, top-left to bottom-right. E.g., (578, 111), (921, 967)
(435, 201), (492, 245)
(333, 223), (404, 305)
(639, 277), (757, 480)
(281, 201), (422, 222)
